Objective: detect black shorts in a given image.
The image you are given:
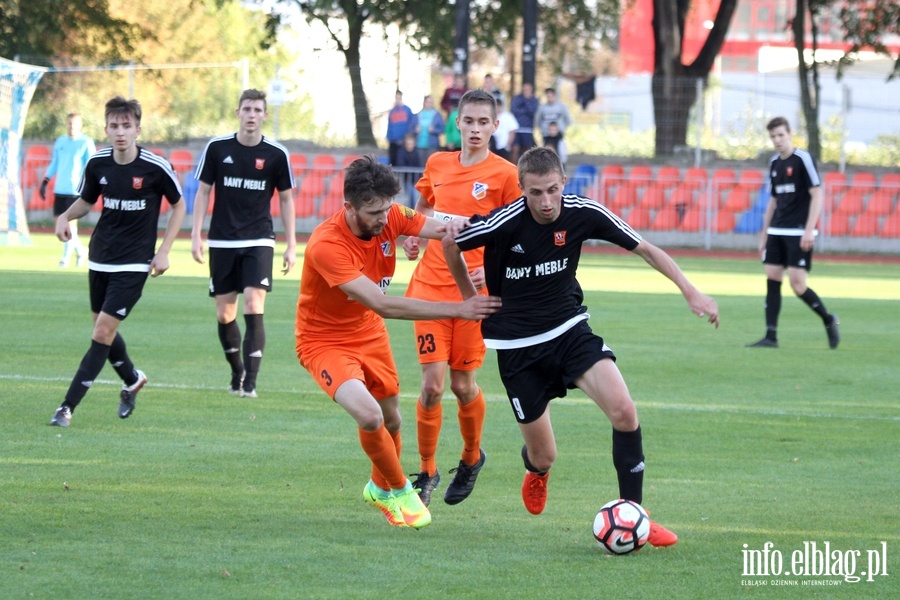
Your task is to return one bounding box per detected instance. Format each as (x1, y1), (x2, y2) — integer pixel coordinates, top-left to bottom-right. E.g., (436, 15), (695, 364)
(53, 194), (80, 217)
(763, 234), (813, 271)
(89, 270), (149, 320)
(513, 132), (536, 149)
(496, 320), (616, 424)
(208, 245), (274, 297)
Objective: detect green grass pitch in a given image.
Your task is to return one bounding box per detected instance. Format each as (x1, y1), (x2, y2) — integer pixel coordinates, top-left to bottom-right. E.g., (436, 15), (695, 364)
(1, 235), (898, 599)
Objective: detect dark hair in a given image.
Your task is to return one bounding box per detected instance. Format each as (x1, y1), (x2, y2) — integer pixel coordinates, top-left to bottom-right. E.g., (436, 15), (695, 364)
(517, 147), (565, 185)
(343, 155), (401, 208)
(239, 89), (267, 111)
(105, 96), (141, 126)
(766, 116), (790, 133)
(458, 88), (497, 119)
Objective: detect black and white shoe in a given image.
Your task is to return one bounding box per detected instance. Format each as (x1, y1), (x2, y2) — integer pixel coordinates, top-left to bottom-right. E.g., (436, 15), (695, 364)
(119, 370), (147, 419)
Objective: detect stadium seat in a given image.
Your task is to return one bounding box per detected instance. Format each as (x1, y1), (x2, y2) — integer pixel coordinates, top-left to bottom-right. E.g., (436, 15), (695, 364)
(312, 153), (338, 171)
(722, 187), (752, 212)
(290, 153), (309, 178)
(625, 207), (652, 229)
(850, 171), (877, 195)
(879, 172), (900, 190)
(168, 149), (194, 177)
(28, 178), (54, 210)
(880, 210), (900, 238)
(600, 164), (625, 185)
(627, 165), (653, 192)
(683, 166), (708, 189)
(667, 185), (696, 210)
(711, 168), (737, 193)
(834, 190), (865, 217)
(294, 193), (316, 218)
(737, 169), (765, 192)
(22, 144), (51, 188)
(566, 164), (598, 196)
(148, 147), (166, 156)
(713, 209), (737, 233)
(863, 190), (895, 218)
(655, 165), (681, 189)
(270, 191), (281, 218)
(316, 188), (344, 218)
(826, 213), (851, 237)
(822, 171), (847, 196)
(639, 185), (667, 211)
(297, 174), (327, 208)
(679, 207), (703, 232)
(649, 207), (680, 230)
(850, 213), (879, 237)
(608, 186), (638, 213)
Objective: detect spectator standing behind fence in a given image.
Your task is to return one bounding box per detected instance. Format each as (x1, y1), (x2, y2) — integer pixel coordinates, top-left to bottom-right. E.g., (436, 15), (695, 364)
(415, 95), (444, 162)
(492, 95), (519, 163)
(440, 74), (468, 117)
(510, 82), (539, 164)
(394, 133), (423, 207)
(481, 74), (504, 106)
(42, 112), (95, 268)
(444, 101), (462, 151)
(386, 90), (414, 166)
(746, 116), (840, 350)
(535, 87), (571, 140)
(542, 121), (567, 168)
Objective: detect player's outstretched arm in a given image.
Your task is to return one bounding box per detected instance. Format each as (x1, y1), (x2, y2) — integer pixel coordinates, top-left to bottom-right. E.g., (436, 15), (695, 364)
(151, 198), (187, 278)
(631, 240), (720, 328)
(339, 274), (499, 321)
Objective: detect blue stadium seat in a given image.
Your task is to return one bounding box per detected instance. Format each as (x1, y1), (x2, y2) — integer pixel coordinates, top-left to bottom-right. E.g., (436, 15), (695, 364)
(564, 164), (598, 196)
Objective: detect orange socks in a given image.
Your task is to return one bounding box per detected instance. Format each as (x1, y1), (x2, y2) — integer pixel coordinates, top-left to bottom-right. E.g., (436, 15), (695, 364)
(457, 390), (485, 466)
(358, 425), (405, 490)
(416, 401), (443, 475)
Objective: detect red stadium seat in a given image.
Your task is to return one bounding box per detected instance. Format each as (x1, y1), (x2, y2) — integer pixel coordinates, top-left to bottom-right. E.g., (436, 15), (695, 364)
(737, 169), (765, 192)
(639, 185), (667, 211)
(683, 167), (708, 189)
(826, 213), (851, 237)
(880, 210), (900, 238)
(601, 164), (625, 185)
(655, 165), (681, 189)
(341, 154), (363, 169)
(294, 192), (316, 218)
(713, 209), (737, 233)
(822, 171), (847, 196)
(608, 186), (638, 213)
(649, 207), (680, 230)
(711, 168), (737, 192)
(625, 207), (652, 229)
(850, 171), (877, 195)
(312, 153), (338, 171)
(626, 165), (653, 192)
(290, 153), (309, 178)
(834, 190), (865, 217)
(863, 190), (895, 218)
(667, 185), (696, 210)
(679, 207), (703, 232)
(722, 188), (752, 212)
(22, 144), (51, 188)
(168, 149), (194, 176)
(850, 213), (879, 237)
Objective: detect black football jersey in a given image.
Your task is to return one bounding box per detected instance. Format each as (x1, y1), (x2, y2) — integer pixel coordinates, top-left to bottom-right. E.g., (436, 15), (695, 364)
(768, 149), (821, 232)
(455, 195), (641, 348)
(194, 134), (294, 244)
(78, 147), (182, 270)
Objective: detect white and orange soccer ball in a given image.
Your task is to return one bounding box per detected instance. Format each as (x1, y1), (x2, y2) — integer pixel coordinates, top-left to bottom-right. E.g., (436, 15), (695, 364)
(592, 499), (650, 554)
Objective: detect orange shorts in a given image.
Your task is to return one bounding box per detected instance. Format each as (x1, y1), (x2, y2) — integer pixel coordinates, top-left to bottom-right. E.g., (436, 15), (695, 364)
(413, 317), (486, 370)
(297, 332), (400, 400)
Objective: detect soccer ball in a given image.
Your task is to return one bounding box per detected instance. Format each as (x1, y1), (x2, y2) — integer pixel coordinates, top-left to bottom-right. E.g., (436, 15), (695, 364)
(592, 499), (650, 555)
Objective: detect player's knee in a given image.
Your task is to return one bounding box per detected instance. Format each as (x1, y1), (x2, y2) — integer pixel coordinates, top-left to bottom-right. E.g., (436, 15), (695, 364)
(449, 380), (477, 402)
(527, 446), (556, 472)
(606, 401), (639, 431)
(356, 411), (385, 432)
(419, 381), (445, 405)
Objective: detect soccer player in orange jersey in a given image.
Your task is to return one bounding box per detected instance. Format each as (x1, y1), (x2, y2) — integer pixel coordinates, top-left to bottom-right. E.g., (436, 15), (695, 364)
(402, 89), (521, 506)
(295, 156), (500, 528)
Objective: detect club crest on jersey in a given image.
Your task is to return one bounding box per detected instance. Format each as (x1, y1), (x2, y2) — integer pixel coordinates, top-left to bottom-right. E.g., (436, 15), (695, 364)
(381, 241), (394, 257)
(400, 205), (417, 219)
(132, 177), (143, 189)
(471, 181), (488, 201)
(255, 158), (265, 170)
(787, 166), (793, 176)
(554, 231), (566, 246)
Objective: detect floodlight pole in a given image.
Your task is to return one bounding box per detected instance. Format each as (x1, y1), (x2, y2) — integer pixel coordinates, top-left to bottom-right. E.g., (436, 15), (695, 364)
(453, 0), (470, 79)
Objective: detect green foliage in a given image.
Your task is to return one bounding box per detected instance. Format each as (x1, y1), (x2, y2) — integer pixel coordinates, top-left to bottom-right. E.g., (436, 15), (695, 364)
(1, 238), (898, 598)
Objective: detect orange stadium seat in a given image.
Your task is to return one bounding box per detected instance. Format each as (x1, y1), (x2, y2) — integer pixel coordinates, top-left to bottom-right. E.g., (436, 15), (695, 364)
(655, 165), (681, 189)
(822, 171), (847, 196)
(711, 168), (737, 193)
(168, 149), (194, 176)
(341, 154), (363, 169)
(683, 167), (708, 189)
(639, 185), (667, 211)
(834, 190), (865, 217)
(626, 165), (653, 193)
(22, 144), (51, 188)
(290, 153), (309, 178)
(864, 190), (895, 218)
(312, 153), (338, 172)
(294, 191), (316, 218)
(879, 172), (900, 191)
(679, 207), (703, 232)
(316, 189), (344, 219)
(625, 207), (652, 230)
(713, 209), (737, 233)
(850, 171), (877, 195)
(826, 213), (851, 237)
(722, 187), (752, 212)
(270, 191), (281, 218)
(601, 164), (625, 185)
(850, 213), (879, 237)
(880, 210), (900, 238)
(667, 185), (696, 210)
(650, 207), (680, 230)
(737, 169), (765, 192)
(608, 186), (638, 213)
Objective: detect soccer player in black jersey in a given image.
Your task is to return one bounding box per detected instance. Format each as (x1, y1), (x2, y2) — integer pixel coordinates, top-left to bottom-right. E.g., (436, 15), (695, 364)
(442, 147), (720, 547)
(50, 97), (186, 427)
(747, 116), (839, 349)
(191, 89), (296, 398)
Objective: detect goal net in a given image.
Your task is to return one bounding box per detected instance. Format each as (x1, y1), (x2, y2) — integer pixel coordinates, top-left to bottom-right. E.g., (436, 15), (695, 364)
(0, 57), (46, 245)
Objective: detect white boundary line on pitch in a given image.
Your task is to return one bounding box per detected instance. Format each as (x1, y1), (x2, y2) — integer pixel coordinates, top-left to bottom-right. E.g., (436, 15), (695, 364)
(4, 373), (897, 423)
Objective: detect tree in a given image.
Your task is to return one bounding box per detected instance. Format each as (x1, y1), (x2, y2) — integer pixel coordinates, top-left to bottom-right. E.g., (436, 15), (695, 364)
(790, 0), (899, 161)
(275, 1), (617, 147)
(650, 0), (737, 157)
